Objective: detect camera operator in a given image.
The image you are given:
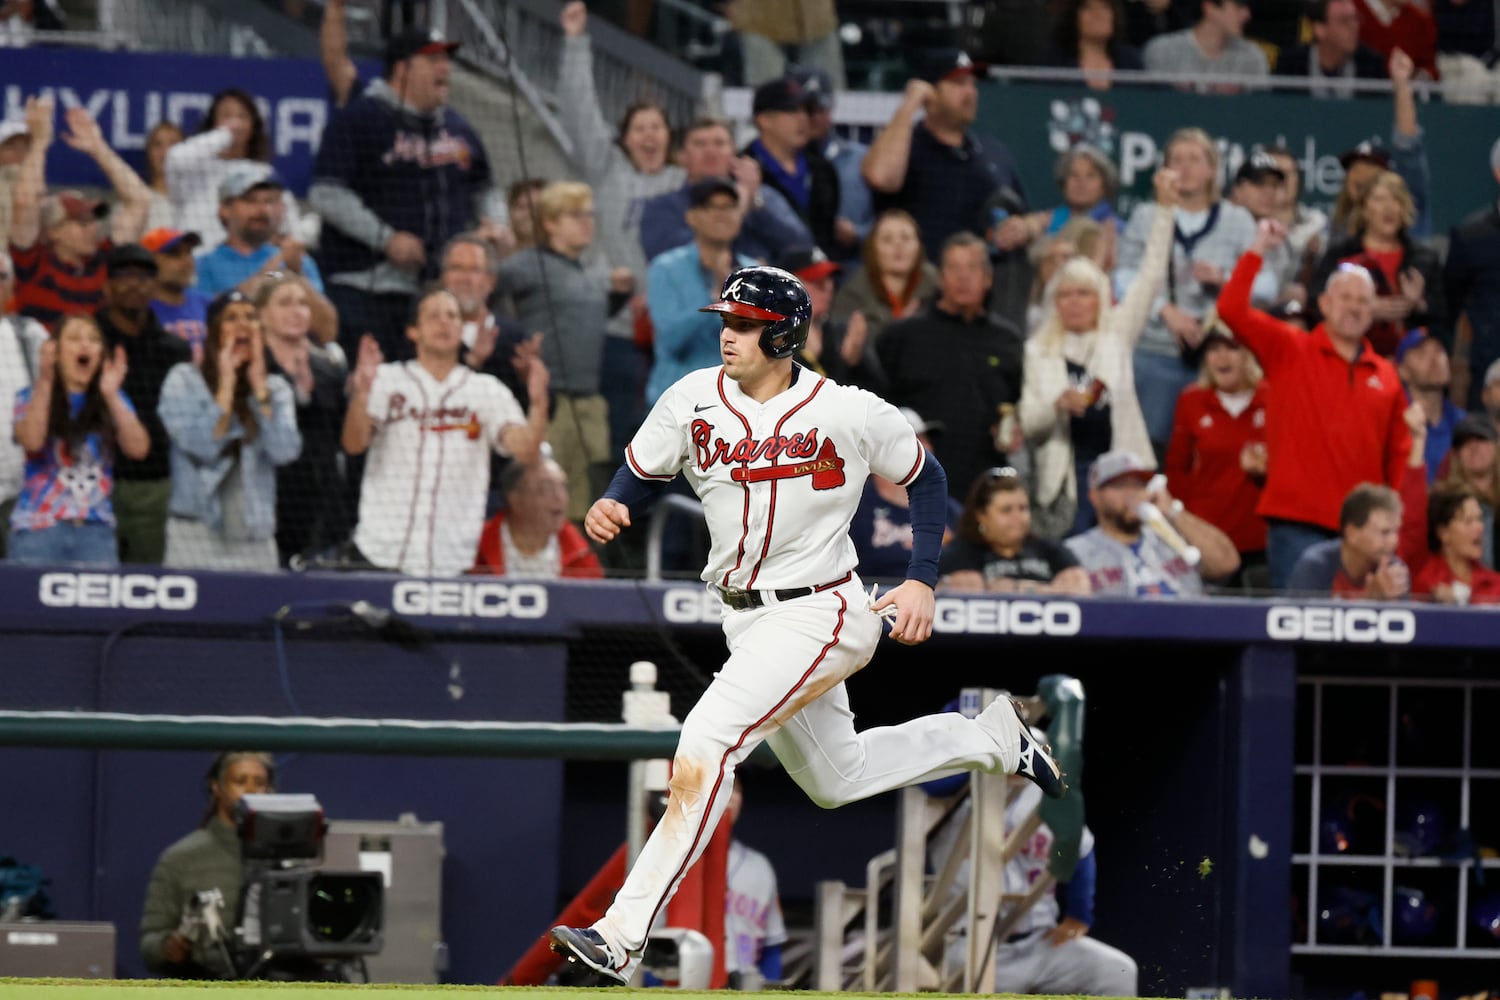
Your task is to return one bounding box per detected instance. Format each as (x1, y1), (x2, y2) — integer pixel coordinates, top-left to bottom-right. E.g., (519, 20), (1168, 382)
(139, 751), (273, 978)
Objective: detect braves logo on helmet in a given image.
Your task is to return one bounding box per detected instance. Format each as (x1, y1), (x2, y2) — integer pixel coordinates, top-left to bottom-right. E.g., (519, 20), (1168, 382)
(699, 266), (812, 360)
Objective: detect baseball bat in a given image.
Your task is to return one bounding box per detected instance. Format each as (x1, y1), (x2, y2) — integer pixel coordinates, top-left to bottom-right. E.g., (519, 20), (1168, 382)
(1137, 500), (1201, 567)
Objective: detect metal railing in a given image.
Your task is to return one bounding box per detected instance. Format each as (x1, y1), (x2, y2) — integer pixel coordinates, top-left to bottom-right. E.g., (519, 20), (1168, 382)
(645, 494), (709, 583)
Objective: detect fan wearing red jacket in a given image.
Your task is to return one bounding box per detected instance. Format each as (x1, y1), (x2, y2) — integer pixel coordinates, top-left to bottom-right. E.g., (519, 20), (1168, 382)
(1165, 330), (1270, 567)
(1216, 218), (1414, 590)
(473, 456), (604, 578)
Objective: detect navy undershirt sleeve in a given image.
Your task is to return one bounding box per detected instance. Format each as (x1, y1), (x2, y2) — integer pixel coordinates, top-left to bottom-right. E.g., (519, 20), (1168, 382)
(904, 451), (948, 588)
(602, 464), (672, 510)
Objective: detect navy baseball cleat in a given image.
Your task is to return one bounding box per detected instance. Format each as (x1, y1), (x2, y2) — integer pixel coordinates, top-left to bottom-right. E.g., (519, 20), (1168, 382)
(977, 697), (1068, 799)
(549, 926), (631, 987)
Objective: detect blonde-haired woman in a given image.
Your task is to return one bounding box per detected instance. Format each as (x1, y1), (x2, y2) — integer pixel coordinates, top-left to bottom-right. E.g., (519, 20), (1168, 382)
(1019, 168), (1180, 539)
(1309, 170), (1444, 357)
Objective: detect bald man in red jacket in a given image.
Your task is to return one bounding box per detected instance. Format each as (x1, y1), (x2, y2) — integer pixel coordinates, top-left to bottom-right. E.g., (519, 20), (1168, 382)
(1217, 218), (1417, 590)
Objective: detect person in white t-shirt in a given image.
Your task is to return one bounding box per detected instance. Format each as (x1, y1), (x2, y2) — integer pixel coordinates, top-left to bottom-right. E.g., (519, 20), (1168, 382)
(341, 288), (549, 577)
(723, 780), (787, 990)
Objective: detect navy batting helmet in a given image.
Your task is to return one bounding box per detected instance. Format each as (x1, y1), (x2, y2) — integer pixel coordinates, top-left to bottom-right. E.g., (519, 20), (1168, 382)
(699, 266), (812, 360)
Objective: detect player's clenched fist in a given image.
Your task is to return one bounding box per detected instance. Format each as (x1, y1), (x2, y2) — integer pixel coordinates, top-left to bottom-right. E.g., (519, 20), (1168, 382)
(873, 580), (936, 646)
(585, 498), (632, 544)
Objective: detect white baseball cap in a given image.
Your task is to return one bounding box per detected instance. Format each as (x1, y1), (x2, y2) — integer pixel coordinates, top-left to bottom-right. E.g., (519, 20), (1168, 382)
(0, 119), (29, 146)
(1484, 358), (1500, 388)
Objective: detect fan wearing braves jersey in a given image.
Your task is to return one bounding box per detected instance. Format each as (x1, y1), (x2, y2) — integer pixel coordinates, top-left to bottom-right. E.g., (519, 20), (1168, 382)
(341, 288), (549, 577)
(548, 265), (1067, 987)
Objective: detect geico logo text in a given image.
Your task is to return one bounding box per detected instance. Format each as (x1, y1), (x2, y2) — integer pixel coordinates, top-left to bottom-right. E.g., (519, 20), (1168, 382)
(38, 572), (198, 610)
(391, 581), (548, 618)
(1265, 605), (1416, 644)
(934, 599), (1083, 636)
(662, 589), (723, 625)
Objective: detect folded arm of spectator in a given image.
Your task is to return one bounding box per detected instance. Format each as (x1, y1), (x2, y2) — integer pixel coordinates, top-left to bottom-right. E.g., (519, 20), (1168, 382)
(9, 96), (53, 250)
(310, 111), (395, 254)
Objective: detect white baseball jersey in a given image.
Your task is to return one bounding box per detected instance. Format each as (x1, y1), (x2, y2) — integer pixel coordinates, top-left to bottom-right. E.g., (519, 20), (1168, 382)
(625, 365), (926, 590)
(724, 839), (787, 974)
(354, 360), (525, 577)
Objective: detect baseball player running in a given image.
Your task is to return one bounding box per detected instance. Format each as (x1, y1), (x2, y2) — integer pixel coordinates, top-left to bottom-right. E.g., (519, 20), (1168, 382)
(550, 266), (1065, 986)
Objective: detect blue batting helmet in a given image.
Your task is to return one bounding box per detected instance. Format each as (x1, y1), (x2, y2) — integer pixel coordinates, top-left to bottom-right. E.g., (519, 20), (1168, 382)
(699, 266), (812, 360)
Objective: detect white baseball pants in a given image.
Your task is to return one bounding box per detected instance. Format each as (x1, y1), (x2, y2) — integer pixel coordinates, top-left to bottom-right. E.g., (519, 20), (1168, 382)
(594, 575), (1022, 956)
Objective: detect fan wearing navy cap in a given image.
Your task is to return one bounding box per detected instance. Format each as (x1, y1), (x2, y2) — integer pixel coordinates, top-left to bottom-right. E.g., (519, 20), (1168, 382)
(95, 243), (194, 565)
(861, 49), (1026, 262)
(744, 78), (842, 258)
(789, 64), (873, 258)
(1395, 327), (1464, 480)
(310, 26), (508, 362)
(644, 178), (759, 405)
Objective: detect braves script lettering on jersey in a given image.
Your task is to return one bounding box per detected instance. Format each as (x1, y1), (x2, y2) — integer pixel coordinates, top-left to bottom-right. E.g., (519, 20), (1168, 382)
(626, 367), (925, 590)
(354, 360), (525, 577)
(589, 365), (1032, 975)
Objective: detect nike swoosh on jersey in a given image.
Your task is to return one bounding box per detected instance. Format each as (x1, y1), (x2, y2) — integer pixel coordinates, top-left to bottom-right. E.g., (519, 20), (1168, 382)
(694, 404), (717, 412)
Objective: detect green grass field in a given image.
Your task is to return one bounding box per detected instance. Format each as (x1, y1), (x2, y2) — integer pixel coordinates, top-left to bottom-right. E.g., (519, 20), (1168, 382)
(0, 982), (1103, 1000)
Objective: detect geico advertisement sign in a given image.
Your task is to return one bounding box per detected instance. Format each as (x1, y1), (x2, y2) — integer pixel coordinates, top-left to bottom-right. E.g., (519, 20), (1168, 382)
(39, 572), (198, 610)
(1266, 605), (1416, 644)
(661, 589), (1083, 637)
(391, 580), (548, 618)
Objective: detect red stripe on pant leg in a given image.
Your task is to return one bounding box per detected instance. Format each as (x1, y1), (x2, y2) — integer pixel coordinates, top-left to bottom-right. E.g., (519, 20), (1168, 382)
(635, 592), (849, 952)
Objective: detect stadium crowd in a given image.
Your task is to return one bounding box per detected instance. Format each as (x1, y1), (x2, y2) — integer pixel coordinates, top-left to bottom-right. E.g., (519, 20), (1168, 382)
(3, 0), (1500, 606)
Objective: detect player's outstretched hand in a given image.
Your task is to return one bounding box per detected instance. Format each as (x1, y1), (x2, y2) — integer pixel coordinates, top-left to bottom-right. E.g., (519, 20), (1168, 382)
(872, 580), (935, 645)
(584, 498), (631, 544)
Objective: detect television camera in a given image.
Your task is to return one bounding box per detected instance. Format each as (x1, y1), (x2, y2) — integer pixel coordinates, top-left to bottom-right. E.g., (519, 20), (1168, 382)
(204, 793), (385, 981)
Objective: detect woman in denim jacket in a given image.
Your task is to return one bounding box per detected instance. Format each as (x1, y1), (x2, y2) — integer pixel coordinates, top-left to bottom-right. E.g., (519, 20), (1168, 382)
(158, 291), (301, 571)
